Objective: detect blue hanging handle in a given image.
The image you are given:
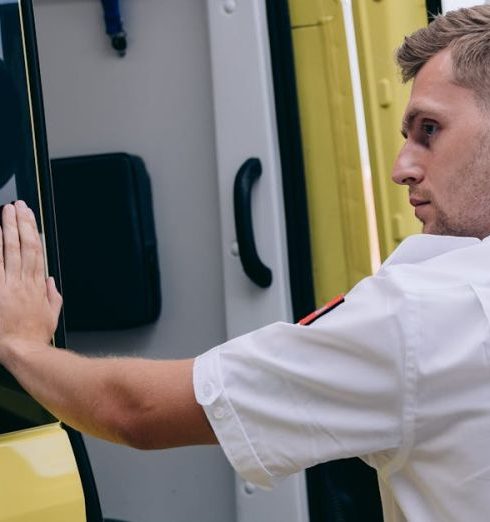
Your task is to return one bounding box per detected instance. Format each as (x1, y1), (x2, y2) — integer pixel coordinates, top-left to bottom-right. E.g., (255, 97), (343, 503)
(100, 0), (127, 56)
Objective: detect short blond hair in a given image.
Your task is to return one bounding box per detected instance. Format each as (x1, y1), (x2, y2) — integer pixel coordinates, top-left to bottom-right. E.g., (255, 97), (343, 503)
(397, 5), (490, 103)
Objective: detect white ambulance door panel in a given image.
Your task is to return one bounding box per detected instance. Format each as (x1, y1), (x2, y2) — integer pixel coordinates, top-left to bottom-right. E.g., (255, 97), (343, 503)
(206, 1), (309, 521)
(442, 0), (489, 12)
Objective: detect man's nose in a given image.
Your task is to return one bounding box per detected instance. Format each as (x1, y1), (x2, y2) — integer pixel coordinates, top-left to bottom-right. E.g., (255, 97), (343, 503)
(391, 144), (425, 185)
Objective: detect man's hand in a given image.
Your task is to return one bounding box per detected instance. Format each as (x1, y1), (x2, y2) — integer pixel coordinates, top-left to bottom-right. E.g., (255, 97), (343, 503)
(0, 201), (62, 345)
(0, 201), (216, 449)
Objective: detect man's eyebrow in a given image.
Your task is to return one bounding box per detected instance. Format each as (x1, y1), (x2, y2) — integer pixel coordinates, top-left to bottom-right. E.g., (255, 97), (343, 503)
(401, 109), (420, 138)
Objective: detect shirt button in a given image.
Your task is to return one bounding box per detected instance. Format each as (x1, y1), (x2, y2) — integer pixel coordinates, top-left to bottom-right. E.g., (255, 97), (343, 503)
(213, 406), (225, 420)
(203, 382), (214, 398)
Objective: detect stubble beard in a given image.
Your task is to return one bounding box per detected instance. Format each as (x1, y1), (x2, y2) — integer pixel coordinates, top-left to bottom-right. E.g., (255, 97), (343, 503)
(422, 136), (490, 239)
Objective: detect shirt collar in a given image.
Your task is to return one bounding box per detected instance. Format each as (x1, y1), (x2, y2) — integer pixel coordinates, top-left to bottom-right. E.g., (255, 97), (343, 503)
(380, 234), (481, 269)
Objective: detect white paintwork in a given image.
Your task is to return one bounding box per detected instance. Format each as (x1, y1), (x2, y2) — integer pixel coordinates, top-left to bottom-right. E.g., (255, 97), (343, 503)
(206, 0), (293, 335)
(442, 0), (489, 12)
(206, 0), (309, 521)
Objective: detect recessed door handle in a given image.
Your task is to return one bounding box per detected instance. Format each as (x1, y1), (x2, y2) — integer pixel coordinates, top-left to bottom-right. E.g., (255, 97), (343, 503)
(233, 158), (272, 288)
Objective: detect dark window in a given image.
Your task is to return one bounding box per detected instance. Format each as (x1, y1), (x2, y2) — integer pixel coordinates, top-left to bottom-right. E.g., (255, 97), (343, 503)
(0, 1), (56, 435)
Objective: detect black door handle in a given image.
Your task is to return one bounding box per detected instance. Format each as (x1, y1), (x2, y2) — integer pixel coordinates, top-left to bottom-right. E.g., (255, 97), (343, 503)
(233, 158), (272, 288)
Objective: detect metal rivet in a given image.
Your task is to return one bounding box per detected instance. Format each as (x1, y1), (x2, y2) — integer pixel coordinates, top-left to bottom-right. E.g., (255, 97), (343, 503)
(230, 241), (240, 257)
(244, 482), (256, 494)
(223, 0), (236, 14)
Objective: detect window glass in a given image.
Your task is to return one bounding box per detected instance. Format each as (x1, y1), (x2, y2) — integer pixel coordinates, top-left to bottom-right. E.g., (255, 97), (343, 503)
(0, 0), (56, 434)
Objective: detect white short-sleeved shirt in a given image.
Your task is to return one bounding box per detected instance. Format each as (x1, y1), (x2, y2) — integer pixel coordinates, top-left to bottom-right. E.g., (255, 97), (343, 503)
(193, 234), (490, 522)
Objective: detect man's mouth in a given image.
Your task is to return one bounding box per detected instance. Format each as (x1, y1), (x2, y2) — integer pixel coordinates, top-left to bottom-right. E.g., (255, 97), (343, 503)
(409, 197), (431, 222)
(409, 197), (430, 207)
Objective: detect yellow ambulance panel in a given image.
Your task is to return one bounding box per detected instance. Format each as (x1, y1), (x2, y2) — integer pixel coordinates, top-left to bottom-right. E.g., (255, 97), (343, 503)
(0, 423), (85, 522)
(353, 0), (427, 258)
(290, 0), (372, 305)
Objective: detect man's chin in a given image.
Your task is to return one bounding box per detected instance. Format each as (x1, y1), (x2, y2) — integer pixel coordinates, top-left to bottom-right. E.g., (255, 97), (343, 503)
(422, 222), (444, 236)
(421, 221), (432, 234)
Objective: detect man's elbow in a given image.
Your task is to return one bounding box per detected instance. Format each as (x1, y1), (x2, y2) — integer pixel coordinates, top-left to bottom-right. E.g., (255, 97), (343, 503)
(110, 410), (159, 449)
(89, 397), (150, 449)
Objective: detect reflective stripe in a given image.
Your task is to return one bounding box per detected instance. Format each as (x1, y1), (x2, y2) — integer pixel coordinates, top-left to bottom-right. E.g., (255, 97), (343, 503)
(298, 294), (345, 325)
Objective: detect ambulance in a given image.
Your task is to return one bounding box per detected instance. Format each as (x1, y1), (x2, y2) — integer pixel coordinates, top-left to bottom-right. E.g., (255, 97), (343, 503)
(0, 0), (481, 520)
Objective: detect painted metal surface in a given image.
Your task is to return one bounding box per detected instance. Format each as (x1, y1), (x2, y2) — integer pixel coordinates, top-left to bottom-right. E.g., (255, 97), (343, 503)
(34, 0), (235, 520)
(353, 0), (427, 259)
(443, 0), (489, 12)
(289, 0), (374, 305)
(0, 422), (85, 522)
(206, 0), (309, 521)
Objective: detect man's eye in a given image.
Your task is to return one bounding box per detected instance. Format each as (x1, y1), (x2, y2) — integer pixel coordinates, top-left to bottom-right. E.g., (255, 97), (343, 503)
(422, 122), (438, 136)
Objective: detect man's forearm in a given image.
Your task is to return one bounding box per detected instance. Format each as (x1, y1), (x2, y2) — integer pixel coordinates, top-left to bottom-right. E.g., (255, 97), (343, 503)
(0, 202), (216, 449)
(1, 339), (217, 449)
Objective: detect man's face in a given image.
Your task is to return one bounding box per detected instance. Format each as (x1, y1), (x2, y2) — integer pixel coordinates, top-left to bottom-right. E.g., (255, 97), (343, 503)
(392, 49), (490, 239)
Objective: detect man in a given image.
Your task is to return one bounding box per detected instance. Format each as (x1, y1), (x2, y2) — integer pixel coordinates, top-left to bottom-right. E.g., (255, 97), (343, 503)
(1, 5), (490, 521)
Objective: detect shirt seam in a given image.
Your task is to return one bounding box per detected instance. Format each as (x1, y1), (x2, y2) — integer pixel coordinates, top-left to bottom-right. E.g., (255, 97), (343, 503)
(380, 289), (419, 479)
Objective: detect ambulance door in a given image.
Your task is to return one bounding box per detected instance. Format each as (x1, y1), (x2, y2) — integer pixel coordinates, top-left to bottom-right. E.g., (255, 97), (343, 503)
(0, 2), (101, 521)
(352, 0), (428, 259)
(206, 1), (309, 521)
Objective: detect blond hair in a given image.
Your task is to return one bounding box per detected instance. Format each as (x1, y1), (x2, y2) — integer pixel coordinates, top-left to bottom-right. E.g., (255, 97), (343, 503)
(397, 5), (490, 102)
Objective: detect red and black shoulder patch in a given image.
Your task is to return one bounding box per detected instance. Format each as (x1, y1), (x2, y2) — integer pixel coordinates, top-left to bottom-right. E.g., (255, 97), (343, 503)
(298, 294), (345, 326)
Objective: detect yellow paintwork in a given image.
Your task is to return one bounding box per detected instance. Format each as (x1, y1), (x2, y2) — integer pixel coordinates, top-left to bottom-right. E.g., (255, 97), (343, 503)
(289, 0), (338, 27)
(353, 0), (427, 258)
(0, 423), (86, 522)
(290, 0), (372, 305)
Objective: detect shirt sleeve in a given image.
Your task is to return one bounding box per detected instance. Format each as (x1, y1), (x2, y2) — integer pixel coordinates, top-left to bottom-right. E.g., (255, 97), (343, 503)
(193, 273), (410, 488)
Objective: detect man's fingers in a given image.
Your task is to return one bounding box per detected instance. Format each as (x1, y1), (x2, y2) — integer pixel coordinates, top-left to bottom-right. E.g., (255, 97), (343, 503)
(15, 201), (41, 280)
(15, 201), (44, 282)
(3, 203), (21, 281)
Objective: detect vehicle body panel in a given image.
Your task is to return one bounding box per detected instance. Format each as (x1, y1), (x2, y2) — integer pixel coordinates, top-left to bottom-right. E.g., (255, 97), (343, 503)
(0, 423), (85, 522)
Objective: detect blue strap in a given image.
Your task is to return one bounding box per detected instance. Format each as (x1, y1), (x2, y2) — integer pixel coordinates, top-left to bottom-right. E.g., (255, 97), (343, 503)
(100, 0), (123, 35)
